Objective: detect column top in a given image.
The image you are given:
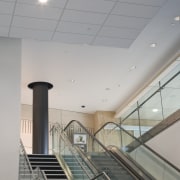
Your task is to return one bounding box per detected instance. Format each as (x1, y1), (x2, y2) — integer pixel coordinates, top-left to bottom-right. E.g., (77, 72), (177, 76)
(28, 81), (53, 89)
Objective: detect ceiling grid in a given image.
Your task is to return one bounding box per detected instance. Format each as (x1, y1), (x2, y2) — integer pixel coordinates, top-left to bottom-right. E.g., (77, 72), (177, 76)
(0, 0), (167, 48)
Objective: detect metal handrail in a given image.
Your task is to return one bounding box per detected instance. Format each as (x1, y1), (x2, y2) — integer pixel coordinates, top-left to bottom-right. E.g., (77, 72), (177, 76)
(20, 139), (48, 180)
(90, 171), (111, 180)
(52, 123), (103, 177)
(107, 145), (155, 180)
(20, 139), (33, 174)
(52, 125), (96, 179)
(121, 70), (180, 123)
(94, 121), (180, 173)
(64, 120), (143, 179)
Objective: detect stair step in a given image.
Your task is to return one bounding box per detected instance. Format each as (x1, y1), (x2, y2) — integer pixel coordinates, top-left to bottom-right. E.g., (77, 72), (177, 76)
(27, 154), (67, 179)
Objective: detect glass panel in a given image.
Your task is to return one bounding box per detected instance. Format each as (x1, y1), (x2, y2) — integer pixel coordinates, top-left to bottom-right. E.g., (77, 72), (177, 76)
(121, 103), (138, 121)
(95, 122), (180, 180)
(122, 109), (141, 138)
(52, 124), (107, 180)
(19, 140), (46, 180)
(161, 73), (180, 119)
(160, 63), (180, 86)
(128, 145), (180, 180)
(139, 91), (163, 133)
(63, 121), (135, 180)
(118, 63), (180, 141)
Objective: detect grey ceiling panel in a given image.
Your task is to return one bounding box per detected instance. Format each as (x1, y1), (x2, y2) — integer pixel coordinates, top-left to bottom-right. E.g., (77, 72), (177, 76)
(61, 10), (107, 24)
(0, 0), (168, 48)
(0, 15), (12, 26)
(66, 0), (115, 13)
(112, 2), (160, 18)
(15, 4), (62, 20)
(105, 15), (149, 29)
(0, 1), (15, 14)
(53, 32), (93, 44)
(17, 0), (68, 8)
(57, 21), (100, 35)
(12, 16), (57, 31)
(98, 26), (140, 39)
(93, 36), (133, 48)
(115, 0), (166, 6)
(10, 27), (53, 40)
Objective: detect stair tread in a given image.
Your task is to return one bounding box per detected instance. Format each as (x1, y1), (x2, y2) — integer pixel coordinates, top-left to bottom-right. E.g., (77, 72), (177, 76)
(27, 154), (67, 179)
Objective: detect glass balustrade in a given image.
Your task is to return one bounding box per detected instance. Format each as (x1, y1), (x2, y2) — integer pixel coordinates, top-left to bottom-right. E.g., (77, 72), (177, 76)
(19, 140), (47, 180)
(94, 122), (180, 180)
(120, 63), (180, 139)
(61, 120), (149, 180)
(51, 124), (110, 180)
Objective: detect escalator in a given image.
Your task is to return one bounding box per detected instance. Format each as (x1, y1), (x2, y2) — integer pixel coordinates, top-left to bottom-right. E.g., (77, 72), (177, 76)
(52, 120), (155, 180)
(94, 122), (180, 180)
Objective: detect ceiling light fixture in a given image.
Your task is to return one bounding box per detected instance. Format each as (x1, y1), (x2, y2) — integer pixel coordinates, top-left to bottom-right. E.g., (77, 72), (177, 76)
(70, 79), (76, 83)
(174, 16), (180, 21)
(150, 43), (157, 48)
(38, 0), (48, 4)
(129, 65), (136, 71)
(105, 88), (111, 91)
(152, 108), (159, 112)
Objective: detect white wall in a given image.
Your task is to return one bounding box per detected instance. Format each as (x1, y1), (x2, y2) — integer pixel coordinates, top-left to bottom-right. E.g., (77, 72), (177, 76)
(146, 120), (180, 169)
(0, 38), (21, 180)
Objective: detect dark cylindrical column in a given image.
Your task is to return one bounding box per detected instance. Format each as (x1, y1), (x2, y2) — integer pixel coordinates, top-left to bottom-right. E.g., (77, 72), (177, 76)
(28, 82), (53, 154)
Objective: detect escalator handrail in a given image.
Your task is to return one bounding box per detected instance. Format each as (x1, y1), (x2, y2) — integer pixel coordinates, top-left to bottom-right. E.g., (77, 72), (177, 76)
(94, 121), (180, 173)
(52, 124), (110, 180)
(107, 145), (155, 180)
(64, 120), (152, 179)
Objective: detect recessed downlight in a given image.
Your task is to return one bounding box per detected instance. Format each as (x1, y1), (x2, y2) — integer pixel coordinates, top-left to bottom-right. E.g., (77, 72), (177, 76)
(129, 65), (136, 71)
(152, 108), (159, 112)
(105, 88), (111, 91)
(70, 79), (76, 83)
(150, 43), (157, 48)
(38, 0), (48, 4)
(174, 16), (180, 21)
(81, 105), (86, 108)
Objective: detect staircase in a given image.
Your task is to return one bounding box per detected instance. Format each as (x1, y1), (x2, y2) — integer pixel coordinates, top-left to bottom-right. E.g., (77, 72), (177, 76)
(90, 152), (135, 180)
(63, 155), (93, 180)
(28, 154), (68, 180)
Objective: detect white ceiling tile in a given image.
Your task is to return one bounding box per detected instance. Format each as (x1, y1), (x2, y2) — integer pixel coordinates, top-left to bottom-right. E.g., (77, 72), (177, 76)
(0, 1), (15, 14)
(116, 0), (167, 6)
(17, 0), (68, 8)
(0, 26), (9, 36)
(93, 36), (134, 48)
(57, 22), (100, 35)
(0, 15), (12, 26)
(99, 26), (140, 39)
(66, 0), (115, 13)
(10, 27), (53, 40)
(12, 16), (57, 30)
(105, 15), (149, 29)
(15, 4), (62, 20)
(61, 10), (107, 24)
(53, 32), (93, 44)
(112, 3), (160, 18)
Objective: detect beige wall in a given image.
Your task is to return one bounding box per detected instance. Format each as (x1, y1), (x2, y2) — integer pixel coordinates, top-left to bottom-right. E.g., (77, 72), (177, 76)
(21, 104), (95, 152)
(22, 104), (94, 128)
(94, 111), (118, 132)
